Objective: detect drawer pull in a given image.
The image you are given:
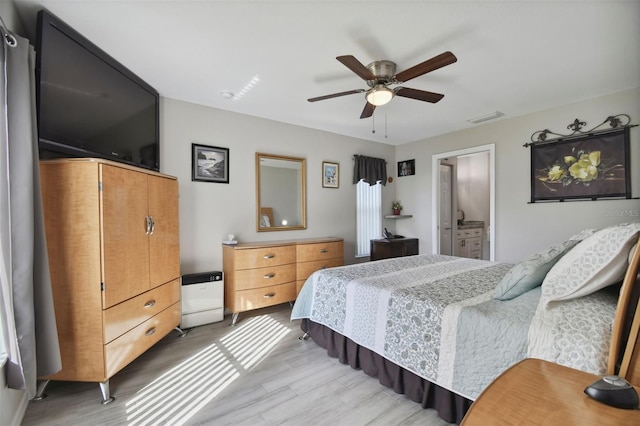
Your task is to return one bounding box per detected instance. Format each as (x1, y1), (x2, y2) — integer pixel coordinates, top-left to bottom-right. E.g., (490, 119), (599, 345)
(263, 292), (276, 298)
(263, 254), (275, 259)
(144, 300), (156, 308)
(320, 249), (329, 253)
(263, 273), (276, 279)
(144, 216), (151, 235)
(145, 327), (157, 336)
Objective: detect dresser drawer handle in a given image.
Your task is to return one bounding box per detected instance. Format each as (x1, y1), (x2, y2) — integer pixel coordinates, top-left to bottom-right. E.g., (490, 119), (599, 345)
(320, 249), (329, 253)
(144, 300), (156, 308)
(263, 273), (276, 279)
(263, 254), (275, 259)
(145, 327), (157, 336)
(263, 292), (276, 298)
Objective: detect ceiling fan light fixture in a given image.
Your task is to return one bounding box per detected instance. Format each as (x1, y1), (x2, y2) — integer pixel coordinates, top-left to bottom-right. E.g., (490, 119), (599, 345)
(366, 85), (394, 106)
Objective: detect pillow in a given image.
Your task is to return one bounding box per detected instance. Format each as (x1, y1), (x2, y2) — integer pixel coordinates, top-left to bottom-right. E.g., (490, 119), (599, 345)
(494, 239), (579, 300)
(568, 228), (595, 241)
(540, 222), (640, 305)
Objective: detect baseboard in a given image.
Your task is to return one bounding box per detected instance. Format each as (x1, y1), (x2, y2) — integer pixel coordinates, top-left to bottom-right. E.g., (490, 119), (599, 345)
(1, 354), (30, 426)
(10, 391), (29, 426)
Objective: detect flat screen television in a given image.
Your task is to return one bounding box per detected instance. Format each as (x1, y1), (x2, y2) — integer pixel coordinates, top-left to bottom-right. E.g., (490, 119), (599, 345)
(35, 10), (160, 171)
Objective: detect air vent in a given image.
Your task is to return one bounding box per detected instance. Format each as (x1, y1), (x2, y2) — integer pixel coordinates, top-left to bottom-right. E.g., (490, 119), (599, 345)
(468, 111), (505, 124)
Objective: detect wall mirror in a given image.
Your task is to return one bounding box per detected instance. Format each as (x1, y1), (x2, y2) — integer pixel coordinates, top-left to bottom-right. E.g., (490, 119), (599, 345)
(256, 152), (306, 231)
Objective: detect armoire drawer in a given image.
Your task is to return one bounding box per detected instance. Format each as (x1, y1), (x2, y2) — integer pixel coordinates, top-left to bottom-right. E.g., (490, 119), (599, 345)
(233, 246), (296, 270)
(297, 241), (343, 262)
(103, 279), (180, 343)
(105, 302), (180, 379)
(234, 264), (296, 291)
(296, 257), (344, 282)
(232, 282), (296, 312)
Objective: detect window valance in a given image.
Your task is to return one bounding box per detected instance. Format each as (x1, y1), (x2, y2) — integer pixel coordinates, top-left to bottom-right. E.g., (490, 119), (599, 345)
(353, 155), (387, 186)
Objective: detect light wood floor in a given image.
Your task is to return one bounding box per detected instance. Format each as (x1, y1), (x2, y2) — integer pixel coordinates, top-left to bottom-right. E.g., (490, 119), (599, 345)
(22, 304), (453, 426)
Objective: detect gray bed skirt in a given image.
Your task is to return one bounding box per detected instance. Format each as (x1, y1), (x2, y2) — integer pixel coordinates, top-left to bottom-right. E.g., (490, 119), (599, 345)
(301, 319), (472, 424)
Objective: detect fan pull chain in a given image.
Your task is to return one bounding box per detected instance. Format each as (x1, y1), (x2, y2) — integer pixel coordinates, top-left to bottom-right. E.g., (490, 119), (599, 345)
(371, 112), (375, 134)
(385, 110), (388, 139)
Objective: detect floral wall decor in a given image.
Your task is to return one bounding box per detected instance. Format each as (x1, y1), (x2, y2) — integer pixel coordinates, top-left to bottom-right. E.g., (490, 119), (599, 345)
(530, 128), (631, 202)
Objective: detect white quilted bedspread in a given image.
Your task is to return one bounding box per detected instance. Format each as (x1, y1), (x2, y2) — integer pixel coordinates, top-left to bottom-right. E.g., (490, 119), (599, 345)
(292, 254), (617, 399)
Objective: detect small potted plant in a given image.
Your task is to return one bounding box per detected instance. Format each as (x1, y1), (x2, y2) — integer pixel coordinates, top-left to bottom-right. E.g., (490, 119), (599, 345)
(392, 201), (403, 215)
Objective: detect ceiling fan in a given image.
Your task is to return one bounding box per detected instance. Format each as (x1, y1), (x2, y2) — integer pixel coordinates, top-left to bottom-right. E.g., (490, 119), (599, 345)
(308, 51), (457, 119)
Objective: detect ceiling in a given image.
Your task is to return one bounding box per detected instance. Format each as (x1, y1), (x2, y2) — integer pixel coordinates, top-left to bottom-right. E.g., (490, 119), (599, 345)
(12, 0), (640, 146)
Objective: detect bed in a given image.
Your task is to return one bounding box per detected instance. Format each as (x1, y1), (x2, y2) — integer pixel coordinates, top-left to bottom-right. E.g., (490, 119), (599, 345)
(291, 222), (640, 424)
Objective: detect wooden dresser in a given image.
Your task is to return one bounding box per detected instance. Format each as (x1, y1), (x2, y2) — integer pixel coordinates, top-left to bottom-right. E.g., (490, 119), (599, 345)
(38, 159), (181, 403)
(223, 237), (343, 324)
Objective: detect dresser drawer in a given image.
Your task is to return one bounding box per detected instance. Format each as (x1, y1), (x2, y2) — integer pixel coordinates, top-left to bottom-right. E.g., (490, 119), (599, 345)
(469, 237), (482, 250)
(105, 302), (180, 378)
(103, 279), (180, 343)
(457, 228), (482, 238)
(233, 245), (296, 270)
(297, 241), (343, 262)
(296, 257), (344, 282)
(232, 282), (296, 312)
(234, 264), (296, 291)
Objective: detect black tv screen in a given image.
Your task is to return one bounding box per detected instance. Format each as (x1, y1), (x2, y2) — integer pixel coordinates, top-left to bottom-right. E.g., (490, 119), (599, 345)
(35, 10), (159, 171)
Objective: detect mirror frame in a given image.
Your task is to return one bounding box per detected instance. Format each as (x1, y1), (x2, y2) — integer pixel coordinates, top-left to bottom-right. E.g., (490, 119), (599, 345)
(256, 152), (307, 232)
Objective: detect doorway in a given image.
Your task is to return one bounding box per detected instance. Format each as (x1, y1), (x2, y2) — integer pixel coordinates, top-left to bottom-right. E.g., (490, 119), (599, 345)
(431, 144), (495, 261)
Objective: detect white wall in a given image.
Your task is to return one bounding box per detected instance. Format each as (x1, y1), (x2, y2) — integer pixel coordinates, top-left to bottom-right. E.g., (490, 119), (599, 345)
(160, 98), (395, 273)
(457, 152), (490, 224)
(394, 88), (640, 263)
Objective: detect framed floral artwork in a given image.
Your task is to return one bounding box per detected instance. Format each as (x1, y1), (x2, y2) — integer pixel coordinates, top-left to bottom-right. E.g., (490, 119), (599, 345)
(322, 161), (339, 188)
(530, 128), (631, 202)
(192, 143), (229, 183)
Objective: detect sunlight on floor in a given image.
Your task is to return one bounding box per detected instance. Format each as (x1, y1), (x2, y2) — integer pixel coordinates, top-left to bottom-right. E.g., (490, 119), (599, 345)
(125, 314), (291, 425)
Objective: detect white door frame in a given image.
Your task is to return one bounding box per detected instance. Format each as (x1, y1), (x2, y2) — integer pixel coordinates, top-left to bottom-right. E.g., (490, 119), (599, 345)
(431, 143), (496, 261)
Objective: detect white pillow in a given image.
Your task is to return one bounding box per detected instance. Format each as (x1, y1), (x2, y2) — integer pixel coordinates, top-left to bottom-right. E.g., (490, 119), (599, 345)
(568, 228), (595, 241)
(540, 222), (640, 305)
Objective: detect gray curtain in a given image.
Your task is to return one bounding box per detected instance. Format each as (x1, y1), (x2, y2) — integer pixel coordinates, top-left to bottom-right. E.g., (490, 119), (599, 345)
(0, 27), (61, 397)
(353, 155), (387, 186)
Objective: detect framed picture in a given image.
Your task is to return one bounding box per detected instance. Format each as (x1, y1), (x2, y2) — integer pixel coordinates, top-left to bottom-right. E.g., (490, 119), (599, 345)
(398, 159), (415, 177)
(322, 161), (339, 188)
(192, 143), (229, 183)
(530, 128), (631, 202)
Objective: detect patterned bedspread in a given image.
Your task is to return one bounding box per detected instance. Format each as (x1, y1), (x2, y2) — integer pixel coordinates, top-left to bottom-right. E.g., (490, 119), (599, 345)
(291, 254), (617, 400)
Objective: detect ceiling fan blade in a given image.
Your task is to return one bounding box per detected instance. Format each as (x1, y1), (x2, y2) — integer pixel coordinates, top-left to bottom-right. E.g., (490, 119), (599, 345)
(360, 102), (376, 119)
(336, 55), (377, 81)
(308, 89), (365, 102)
(395, 87), (444, 103)
(394, 51), (457, 83)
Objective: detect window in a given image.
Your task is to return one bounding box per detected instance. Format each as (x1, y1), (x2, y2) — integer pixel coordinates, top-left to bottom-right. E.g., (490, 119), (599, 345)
(356, 180), (382, 257)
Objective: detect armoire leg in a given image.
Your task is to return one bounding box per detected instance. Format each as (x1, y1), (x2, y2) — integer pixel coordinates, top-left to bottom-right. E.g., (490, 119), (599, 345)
(230, 312), (239, 326)
(32, 379), (50, 401)
(99, 380), (115, 404)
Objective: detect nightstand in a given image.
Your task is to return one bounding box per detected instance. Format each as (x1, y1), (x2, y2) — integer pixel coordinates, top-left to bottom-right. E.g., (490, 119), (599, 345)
(461, 358), (640, 425)
(370, 237), (418, 261)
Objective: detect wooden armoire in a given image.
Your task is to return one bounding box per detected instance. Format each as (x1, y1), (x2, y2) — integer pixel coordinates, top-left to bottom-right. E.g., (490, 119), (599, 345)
(37, 158), (181, 403)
